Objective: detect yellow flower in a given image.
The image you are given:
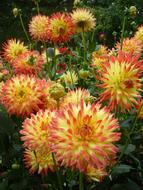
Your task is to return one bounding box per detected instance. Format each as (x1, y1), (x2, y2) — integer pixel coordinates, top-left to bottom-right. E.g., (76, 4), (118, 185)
(1, 75), (43, 117)
(50, 101), (120, 172)
(60, 70), (78, 86)
(99, 51), (143, 111)
(135, 25), (143, 44)
(91, 45), (108, 69)
(61, 88), (93, 107)
(71, 8), (96, 33)
(115, 38), (143, 55)
(2, 39), (28, 63)
(29, 15), (49, 42)
(24, 149), (54, 175)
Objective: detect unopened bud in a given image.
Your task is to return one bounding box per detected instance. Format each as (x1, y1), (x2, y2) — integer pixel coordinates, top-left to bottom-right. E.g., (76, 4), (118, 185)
(12, 8), (19, 18)
(49, 83), (65, 100)
(129, 6), (137, 17)
(79, 69), (89, 79)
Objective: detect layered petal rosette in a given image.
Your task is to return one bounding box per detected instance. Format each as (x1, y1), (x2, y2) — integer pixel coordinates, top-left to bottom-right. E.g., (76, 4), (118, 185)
(24, 148), (54, 175)
(12, 51), (44, 75)
(2, 39), (28, 63)
(29, 15), (49, 42)
(71, 8), (96, 33)
(48, 12), (75, 43)
(1, 75), (43, 117)
(98, 51), (143, 111)
(50, 101), (120, 172)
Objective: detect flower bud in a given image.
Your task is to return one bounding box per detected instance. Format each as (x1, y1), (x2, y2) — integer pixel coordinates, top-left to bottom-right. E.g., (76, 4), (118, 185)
(79, 69), (89, 79)
(12, 8), (19, 18)
(12, 163), (20, 170)
(49, 83), (65, 100)
(129, 6), (137, 17)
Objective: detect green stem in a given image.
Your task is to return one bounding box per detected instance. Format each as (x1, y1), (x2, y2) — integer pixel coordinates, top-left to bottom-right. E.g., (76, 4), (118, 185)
(81, 32), (87, 67)
(19, 14), (31, 48)
(44, 43), (52, 79)
(117, 104), (143, 162)
(79, 172), (84, 190)
(120, 16), (126, 50)
(52, 44), (57, 80)
(52, 153), (63, 190)
(35, 0), (40, 14)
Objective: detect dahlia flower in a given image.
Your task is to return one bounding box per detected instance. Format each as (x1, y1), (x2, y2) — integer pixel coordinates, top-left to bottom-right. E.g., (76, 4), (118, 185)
(60, 70), (78, 86)
(92, 45), (108, 69)
(71, 8), (96, 33)
(99, 51), (143, 111)
(29, 15), (49, 42)
(12, 51), (44, 75)
(2, 39), (28, 63)
(20, 109), (56, 152)
(116, 38), (143, 55)
(40, 79), (58, 110)
(137, 100), (143, 119)
(24, 148), (54, 175)
(135, 26), (143, 44)
(1, 75), (43, 117)
(50, 101), (120, 172)
(48, 12), (75, 43)
(61, 88), (93, 107)
(86, 165), (107, 182)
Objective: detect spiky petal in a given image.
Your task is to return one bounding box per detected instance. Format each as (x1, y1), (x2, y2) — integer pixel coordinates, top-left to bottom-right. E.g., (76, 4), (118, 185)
(2, 39), (28, 63)
(134, 25), (143, 45)
(98, 51), (143, 111)
(1, 75), (43, 117)
(61, 88), (93, 107)
(71, 8), (96, 33)
(50, 101), (120, 173)
(29, 15), (49, 42)
(48, 12), (75, 43)
(24, 148), (54, 175)
(20, 109), (56, 152)
(12, 51), (44, 75)
(116, 38), (143, 55)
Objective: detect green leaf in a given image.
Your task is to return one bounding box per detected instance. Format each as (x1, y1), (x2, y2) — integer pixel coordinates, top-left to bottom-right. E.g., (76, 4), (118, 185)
(112, 164), (133, 175)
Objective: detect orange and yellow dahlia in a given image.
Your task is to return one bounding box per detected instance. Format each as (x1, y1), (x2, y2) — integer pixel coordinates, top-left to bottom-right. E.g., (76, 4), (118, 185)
(134, 25), (143, 45)
(50, 101), (120, 172)
(12, 51), (44, 75)
(61, 88), (93, 107)
(29, 15), (49, 42)
(98, 51), (143, 111)
(48, 12), (75, 43)
(1, 75), (43, 117)
(71, 8), (96, 33)
(20, 109), (56, 152)
(24, 148), (54, 175)
(115, 38), (143, 55)
(2, 39), (28, 63)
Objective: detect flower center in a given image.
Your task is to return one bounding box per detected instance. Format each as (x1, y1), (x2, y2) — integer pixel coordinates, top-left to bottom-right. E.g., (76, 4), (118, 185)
(77, 124), (92, 140)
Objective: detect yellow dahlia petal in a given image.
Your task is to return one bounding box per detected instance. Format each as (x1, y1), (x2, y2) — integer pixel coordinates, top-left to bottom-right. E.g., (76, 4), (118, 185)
(59, 70), (78, 86)
(12, 51), (44, 75)
(99, 51), (143, 111)
(50, 101), (120, 172)
(20, 109), (56, 152)
(48, 12), (75, 43)
(1, 75), (43, 117)
(86, 165), (107, 182)
(115, 38), (143, 55)
(71, 8), (96, 33)
(61, 88), (93, 107)
(29, 15), (49, 42)
(134, 25), (143, 45)
(2, 39), (28, 63)
(40, 79), (58, 110)
(24, 149), (54, 175)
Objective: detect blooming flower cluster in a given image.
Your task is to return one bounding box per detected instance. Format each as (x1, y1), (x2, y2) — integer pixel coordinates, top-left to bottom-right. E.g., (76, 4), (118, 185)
(1, 5), (143, 186)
